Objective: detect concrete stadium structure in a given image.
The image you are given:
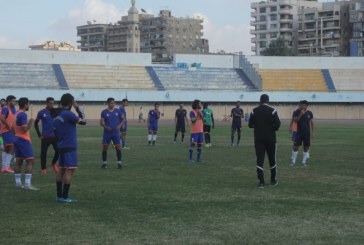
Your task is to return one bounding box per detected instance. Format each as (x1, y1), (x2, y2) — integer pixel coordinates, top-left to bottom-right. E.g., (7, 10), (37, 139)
(0, 49), (363, 120)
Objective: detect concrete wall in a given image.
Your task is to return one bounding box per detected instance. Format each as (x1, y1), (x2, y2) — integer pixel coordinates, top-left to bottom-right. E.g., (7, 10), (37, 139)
(1, 89), (363, 103)
(174, 54), (235, 68)
(0, 49), (152, 66)
(247, 56), (364, 69)
(26, 103), (364, 120)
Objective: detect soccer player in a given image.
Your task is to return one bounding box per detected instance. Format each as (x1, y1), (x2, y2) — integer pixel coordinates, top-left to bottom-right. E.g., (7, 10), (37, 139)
(189, 100), (204, 163)
(291, 100), (315, 166)
(34, 97), (59, 174)
(174, 104), (188, 144)
(0, 95), (17, 173)
(147, 103), (161, 145)
(119, 98), (130, 150)
(249, 94), (281, 188)
(0, 98), (6, 151)
(13, 97), (38, 190)
(53, 93), (86, 203)
(202, 103), (214, 147)
(100, 98), (124, 169)
(230, 101), (244, 146)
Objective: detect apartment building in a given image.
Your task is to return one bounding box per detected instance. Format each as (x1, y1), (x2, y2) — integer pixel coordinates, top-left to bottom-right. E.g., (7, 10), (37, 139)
(349, 0), (364, 56)
(297, 2), (351, 56)
(250, 0), (321, 55)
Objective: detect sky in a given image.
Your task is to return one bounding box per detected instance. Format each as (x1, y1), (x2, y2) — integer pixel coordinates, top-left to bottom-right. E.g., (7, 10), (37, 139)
(0, 0), (330, 55)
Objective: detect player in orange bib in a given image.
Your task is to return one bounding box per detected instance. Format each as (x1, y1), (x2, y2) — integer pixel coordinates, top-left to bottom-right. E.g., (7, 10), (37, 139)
(188, 100), (204, 163)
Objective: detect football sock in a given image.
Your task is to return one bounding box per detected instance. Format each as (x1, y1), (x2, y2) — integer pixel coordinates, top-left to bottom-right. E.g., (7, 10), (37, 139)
(122, 140), (126, 148)
(181, 133), (184, 142)
(148, 134), (152, 142)
(197, 146), (202, 160)
(302, 152), (309, 163)
(237, 132), (241, 144)
(15, 174), (22, 186)
(102, 150), (107, 162)
(116, 149), (122, 161)
(25, 174), (32, 187)
(152, 135), (157, 142)
(62, 184), (70, 199)
(291, 151), (298, 164)
(57, 181), (63, 198)
(174, 132), (177, 141)
(189, 147), (193, 160)
(1, 152), (6, 168)
(231, 134), (234, 145)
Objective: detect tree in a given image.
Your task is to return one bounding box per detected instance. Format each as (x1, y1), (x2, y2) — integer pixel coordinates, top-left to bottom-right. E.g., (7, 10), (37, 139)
(261, 37), (295, 56)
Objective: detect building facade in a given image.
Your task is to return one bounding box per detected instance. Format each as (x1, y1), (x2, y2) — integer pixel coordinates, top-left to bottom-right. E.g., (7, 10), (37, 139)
(349, 0), (364, 56)
(77, 0), (209, 62)
(29, 41), (80, 51)
(297, 2), (351, 56)
(251, 0), (321, 56)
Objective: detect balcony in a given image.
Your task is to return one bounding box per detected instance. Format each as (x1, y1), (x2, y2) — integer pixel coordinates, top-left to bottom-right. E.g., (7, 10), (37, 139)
(279, 9), (291, 15)
(280, 27), (293, 32)
(280, 18), (293, 23)
(250, 29), (267, 34)
(251, 46), (256, 52)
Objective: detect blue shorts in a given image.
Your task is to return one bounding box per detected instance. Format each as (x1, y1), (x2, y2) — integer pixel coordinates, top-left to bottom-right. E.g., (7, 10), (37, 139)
(59, 150), (78, 169)
(232, 122), (242, 131)
(148, 124), (158, 132)
(291, 131), (297, 141)
(295, 133), (311, 147)
(120, 121), (128, 133)
(2, 131), (15, 146)
(14, 137), (34, 160)
(103, 132), (121, 145)
(176, 123), (186, 133)
(190, 133), (204, 144)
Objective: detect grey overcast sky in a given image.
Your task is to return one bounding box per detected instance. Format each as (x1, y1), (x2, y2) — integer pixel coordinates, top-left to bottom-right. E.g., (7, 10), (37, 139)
(0, 0), (331, 54)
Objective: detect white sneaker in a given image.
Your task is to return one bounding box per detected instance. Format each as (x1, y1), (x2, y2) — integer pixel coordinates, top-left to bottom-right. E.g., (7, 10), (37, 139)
(24, 185), (40, 191)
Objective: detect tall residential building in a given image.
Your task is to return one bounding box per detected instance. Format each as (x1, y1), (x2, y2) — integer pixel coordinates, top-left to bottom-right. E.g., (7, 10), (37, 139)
(77, 0), (209, 62)
(250, 0), (321, 56)
(77, 23), (108, 52)
(349, 0), (364, 56)
(297, 2), (351, 56)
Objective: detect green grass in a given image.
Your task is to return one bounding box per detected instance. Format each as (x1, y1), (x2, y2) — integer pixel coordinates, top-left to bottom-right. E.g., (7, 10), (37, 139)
(0, 124), (363, 244)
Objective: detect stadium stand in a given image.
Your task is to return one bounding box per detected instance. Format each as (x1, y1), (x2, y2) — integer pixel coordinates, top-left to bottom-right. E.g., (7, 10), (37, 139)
(329, 69), (364, 91)
(150, 67), (256, 91)
(60, 65), (157, 90)
(258, 69), (328, 92)
(0, 63), (62, 89)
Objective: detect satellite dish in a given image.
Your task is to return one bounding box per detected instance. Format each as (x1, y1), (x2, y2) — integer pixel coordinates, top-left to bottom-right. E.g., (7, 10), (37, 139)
(87, 21), (92, 25)
(141, 8), (146, 13)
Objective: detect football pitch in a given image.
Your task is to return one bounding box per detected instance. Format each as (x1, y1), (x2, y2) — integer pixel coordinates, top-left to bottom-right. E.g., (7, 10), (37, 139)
(0, 124), (363, 244)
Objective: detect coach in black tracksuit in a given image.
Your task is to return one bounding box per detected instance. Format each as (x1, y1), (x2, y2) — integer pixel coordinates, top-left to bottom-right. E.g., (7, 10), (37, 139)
(248, 94), (281, 188)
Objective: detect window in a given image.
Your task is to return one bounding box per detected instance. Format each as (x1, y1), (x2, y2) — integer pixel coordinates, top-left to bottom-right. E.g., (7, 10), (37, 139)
(260, 15), (266, 21)
(270, 14), (277, 21)
(260, 25), (267, 30)
(260, 34), (266, 39)
(271, 6), (277, 12)
(260, 41), (266, 48)
(270, 24), (277, 29)
(260, 7), (266, 13)
(270, 33), (277, 38)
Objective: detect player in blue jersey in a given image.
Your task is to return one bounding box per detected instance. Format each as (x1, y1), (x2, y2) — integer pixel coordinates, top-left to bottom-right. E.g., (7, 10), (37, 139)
(0, 98), (6, 151)
(174, 104), (188, 144)
(53, 93), (86, 203)
(230, 101), (244, 146)
(100, 98), (124, 169)
(291, 100), (315, 166)
(147, 103), (161, 145)
(119, 98), (130, 150)
(34, 97), (59, 174)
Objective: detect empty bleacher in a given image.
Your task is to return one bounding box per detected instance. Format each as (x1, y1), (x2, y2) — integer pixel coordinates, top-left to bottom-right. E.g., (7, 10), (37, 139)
(258, 69), (328, 92)
(0, 63), (61, 89)
(61, 65), (156, 90)
(329, 69), (364, 91)
(151, 67), (255, 91)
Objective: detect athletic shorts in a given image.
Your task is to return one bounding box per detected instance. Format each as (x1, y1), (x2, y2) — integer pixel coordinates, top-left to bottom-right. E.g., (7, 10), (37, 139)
(14, 137), (34, 160)
(294, 133), (311, 147)
(148, 124), (158, 132)
(203, 125), (211, 133)
(231, 122), (242, 131)
(120, 121), (128, 133)
(190, 133), (204, 144)
(103, 132), (121, 145)
(59, 150), (78, 169)
(2, 131), (15, 146)
(176, 123), (186, 133)
(291, 131), (297, 141)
